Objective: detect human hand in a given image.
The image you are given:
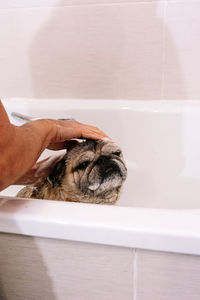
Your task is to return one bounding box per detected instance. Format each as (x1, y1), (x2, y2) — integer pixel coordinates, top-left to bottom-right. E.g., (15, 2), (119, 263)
(28, 119), (110, 151)
(48, 119), (110, 150)
(14, 119), (110, 186)
(14, 155), (63, 186)
(0, 100), (111, 191)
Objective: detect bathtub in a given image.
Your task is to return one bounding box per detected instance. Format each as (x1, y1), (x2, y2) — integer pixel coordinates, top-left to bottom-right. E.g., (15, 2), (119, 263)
(1, 98), (200, 300)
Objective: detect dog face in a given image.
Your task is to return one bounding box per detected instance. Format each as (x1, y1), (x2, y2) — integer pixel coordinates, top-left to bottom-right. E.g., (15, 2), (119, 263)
(49, 140), (127, 204)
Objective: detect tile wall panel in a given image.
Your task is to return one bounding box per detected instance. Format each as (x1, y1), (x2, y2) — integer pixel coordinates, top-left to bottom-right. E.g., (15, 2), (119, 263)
(1, 1), (200, 100)
(164, 1), (200, 99)
(0, 2), (163, 99)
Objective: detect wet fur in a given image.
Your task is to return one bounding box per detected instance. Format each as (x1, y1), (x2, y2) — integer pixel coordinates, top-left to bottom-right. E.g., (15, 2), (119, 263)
(17, 140), (127, 205)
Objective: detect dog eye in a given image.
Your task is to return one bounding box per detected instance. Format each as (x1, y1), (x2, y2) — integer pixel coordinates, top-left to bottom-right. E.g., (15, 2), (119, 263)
(76, 161), (90, 170)
(113, 150), (121, 156)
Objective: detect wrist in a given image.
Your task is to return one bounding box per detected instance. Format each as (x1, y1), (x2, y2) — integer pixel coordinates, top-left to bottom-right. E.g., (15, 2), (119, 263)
(22, 119), (57, 151)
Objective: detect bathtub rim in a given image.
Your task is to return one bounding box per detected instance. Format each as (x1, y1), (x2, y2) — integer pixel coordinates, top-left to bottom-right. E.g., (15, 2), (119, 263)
(1, 196), (200, 256)
(4, 97), (200, 114)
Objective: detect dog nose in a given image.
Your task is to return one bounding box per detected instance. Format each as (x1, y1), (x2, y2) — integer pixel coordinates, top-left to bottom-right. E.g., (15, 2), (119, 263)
(96, 155), (111, 165)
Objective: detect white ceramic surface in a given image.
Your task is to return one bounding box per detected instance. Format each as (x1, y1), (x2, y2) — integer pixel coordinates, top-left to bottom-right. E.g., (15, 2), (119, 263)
(1, 98), (200, 255)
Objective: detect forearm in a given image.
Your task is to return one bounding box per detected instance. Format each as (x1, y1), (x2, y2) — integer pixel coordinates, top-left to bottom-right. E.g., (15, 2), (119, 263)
(0, 119), (55, 191)
(0, 100), (108, 191)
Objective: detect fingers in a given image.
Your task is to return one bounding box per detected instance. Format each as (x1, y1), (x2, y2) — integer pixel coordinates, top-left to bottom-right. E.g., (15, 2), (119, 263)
(48, 139), (79, 150)
(34, 154), (62, 177)
(14, 155), (63, 186)
(52, 120), (110, 143)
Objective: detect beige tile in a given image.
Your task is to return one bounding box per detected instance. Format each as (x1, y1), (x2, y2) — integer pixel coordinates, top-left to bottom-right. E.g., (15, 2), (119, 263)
(0, 233), (134, 300)
(0, 3), (164, 99)
(164, 1), (200, 99)
(137, 249), (200, 300)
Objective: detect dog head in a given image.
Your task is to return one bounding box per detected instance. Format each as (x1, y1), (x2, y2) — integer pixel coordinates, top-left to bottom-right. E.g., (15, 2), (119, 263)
(48, 139), (127, 204)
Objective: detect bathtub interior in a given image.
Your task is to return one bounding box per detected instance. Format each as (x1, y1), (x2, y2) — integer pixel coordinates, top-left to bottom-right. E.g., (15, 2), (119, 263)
(1, 99), (200, 209)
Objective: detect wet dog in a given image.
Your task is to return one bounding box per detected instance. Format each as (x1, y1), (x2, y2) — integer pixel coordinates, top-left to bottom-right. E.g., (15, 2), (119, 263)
(17, 140), (127, 204)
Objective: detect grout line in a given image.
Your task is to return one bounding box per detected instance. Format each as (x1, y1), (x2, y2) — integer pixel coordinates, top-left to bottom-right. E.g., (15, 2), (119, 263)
(133, 248), (137, 300)
(161, 0), (167, 100)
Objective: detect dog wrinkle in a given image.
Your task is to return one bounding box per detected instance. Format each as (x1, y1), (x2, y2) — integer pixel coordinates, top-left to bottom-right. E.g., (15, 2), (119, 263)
(17, 140), (127, 205)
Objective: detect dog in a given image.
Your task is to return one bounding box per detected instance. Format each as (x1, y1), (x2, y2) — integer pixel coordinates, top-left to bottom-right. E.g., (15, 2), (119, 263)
(17, 139), (127, 204)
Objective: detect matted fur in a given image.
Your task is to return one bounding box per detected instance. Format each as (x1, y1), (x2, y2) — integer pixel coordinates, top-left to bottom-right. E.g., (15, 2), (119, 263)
(17, 140), (127, 205)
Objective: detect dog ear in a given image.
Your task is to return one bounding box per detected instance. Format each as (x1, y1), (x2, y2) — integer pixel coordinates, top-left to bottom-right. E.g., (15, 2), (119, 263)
(48, 154), (67, 188)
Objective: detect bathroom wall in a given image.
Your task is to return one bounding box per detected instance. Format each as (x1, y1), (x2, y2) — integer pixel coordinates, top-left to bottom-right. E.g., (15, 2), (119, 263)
(1, 232), (200, 300)
(0, 0), (199, 100)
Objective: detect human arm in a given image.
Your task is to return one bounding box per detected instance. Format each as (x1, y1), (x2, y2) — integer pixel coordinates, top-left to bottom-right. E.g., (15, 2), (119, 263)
(0, 101), (108, 191)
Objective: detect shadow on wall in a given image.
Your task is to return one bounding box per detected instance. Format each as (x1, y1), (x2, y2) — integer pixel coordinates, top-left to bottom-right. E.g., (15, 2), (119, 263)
(0, 237), (56, 300)
(30, 1), (186, 100)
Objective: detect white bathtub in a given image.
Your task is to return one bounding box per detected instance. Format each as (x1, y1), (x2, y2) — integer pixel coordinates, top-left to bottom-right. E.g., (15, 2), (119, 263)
(1, 98), (200, 256)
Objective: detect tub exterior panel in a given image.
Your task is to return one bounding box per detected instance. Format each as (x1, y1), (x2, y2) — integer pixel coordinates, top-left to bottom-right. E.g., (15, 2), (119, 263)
(0, 233), (134, 300)
(137, 249), (200, 300)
